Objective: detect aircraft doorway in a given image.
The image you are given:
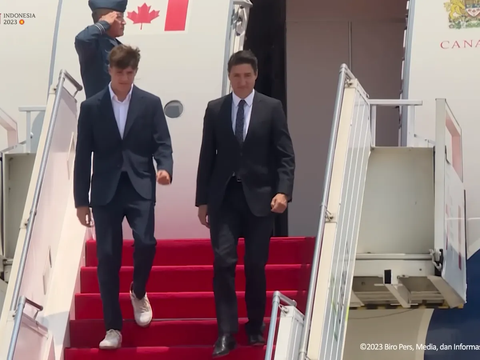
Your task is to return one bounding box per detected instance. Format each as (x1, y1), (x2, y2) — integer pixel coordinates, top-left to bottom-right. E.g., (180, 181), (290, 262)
(245, 0), (289, 236)
(285, 0), (408, 237)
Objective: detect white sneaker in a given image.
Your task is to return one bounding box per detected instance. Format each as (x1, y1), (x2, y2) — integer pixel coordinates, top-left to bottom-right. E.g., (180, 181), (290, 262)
(99, 329), (122, 349)
(130, 285), (153, 327)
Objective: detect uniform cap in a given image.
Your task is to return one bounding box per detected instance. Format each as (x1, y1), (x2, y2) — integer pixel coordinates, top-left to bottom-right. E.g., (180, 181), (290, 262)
(88, 0), (127, 12)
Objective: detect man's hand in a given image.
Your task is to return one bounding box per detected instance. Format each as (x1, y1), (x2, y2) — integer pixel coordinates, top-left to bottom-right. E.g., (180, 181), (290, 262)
(99, 11), (120, 25)
(198, 205), (209, 228)
(76, 206), (93, 227)
(156, 170), (171, 185)
(271, 193), (288, 213)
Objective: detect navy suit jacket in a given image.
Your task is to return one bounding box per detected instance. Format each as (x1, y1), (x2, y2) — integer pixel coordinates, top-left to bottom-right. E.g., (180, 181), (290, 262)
(195, 92), (295, 217)
(73, 85), (173, 208)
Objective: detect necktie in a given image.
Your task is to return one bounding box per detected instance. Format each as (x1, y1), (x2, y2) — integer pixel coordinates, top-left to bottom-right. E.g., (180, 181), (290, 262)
(235, 100), (245, 144)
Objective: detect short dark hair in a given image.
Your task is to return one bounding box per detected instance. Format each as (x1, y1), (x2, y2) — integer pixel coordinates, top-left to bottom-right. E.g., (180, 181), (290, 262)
(109, 45), (141, 69)
(227, 50), (258, 73)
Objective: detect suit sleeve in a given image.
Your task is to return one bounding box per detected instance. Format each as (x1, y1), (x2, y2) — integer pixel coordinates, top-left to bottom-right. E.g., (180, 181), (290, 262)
(73, 101), (94, 208)
(195, 104), (216, 207)
(152, 98), (174, 181)
(74, 21), (110, 60)
(272, 100), (295, 201)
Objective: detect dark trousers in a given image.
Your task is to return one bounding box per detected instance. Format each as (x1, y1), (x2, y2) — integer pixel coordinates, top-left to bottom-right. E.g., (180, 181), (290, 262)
(92, 173), (156, 331)
(209, 178), (274, 335)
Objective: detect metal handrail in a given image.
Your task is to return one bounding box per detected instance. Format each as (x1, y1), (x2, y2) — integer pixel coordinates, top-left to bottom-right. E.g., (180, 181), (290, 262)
(368, 99), (422, 147)
(9, 69), (82, 314)
(264, 66), (422, 360)
(263, 64), (354, 360)
(297, 64), (354, 360)
(7, 296), (44, 360)
(0, 108), (18, 149)
(63, 71), (83, 97)
(294, 70), (422, 359)
(264, 291), (297, 360)
(234, 0), (253, 6)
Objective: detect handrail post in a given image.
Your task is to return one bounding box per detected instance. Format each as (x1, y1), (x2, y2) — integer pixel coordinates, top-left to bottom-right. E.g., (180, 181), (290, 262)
(26, 111), (31, 153)
(370, 105), (377, 147)
(367, 100), (423, 147)
(6, 296), (26, 360)
(264, 292), (281, 360)
(264, 291), (297, 360)
(6, 296), (44, 360)
(0, 108), (19, 148)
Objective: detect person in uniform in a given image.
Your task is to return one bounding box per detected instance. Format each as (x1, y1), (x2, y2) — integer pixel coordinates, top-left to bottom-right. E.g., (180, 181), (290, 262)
(75, 0), (127, 99)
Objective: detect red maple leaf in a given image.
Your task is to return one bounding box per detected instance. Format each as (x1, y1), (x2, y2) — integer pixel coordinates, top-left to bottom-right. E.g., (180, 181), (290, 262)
(127, 3), (160, 30)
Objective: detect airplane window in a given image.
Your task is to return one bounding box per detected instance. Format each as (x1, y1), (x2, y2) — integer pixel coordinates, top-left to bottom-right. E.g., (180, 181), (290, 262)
(164, 100), (184, 118)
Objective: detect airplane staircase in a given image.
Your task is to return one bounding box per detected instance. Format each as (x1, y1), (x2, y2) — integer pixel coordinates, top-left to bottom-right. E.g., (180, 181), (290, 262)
(0, 69), (86, 360)
(263, 64), (468, 360)
(64, 237), (313, 359)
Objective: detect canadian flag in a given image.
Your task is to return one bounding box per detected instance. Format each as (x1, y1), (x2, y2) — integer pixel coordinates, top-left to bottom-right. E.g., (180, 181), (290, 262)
(126, 0), (189, 32)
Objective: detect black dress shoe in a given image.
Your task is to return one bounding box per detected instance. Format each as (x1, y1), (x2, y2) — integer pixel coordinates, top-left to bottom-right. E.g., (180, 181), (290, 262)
(247, 333), (266, 346)
(212, 334), (236, 357)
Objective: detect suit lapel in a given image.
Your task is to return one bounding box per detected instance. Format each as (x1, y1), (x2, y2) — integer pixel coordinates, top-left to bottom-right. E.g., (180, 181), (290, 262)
(124, 86), (142, 138)
(220, 93), (237, 142)
(100, 89), (122, 140)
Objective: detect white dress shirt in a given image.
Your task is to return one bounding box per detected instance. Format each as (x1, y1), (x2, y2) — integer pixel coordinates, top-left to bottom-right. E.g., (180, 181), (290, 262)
(109, 83), (133, 138)
(231, 89), (254, 140)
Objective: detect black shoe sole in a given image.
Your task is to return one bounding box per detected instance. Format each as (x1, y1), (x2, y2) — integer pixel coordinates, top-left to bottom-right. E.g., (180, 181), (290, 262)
(249, 342), (266, 347)
(212, 353), (229, 358)
(212, 344), (236, 357)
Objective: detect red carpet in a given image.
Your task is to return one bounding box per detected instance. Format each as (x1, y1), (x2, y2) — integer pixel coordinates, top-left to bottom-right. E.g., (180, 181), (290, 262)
(65, 237), (313, 359)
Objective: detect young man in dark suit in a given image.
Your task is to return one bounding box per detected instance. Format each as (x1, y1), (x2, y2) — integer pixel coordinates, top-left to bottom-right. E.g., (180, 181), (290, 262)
(73, 44), (173, 349)
(195, 50), (295, 357)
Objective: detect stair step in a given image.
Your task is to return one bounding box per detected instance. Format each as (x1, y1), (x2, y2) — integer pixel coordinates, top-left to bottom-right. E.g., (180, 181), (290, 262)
(80, 264), (311, 293)
(75, 291), (306, 320)
(64, 346), (272, 360)
(69, 236), (309, 359)
(85, 237), (314, 267)
(69, 318), (276, 348)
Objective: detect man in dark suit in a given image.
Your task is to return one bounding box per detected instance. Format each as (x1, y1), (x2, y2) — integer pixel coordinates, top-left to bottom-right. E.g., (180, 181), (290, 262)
(74, 44), (173, 349)
(195, 50), (295, 357)
(75, 0), (127, 99)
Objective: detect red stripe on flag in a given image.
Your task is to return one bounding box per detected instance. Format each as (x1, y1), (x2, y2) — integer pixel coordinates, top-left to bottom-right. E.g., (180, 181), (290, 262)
(165, 0), (189, 31)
